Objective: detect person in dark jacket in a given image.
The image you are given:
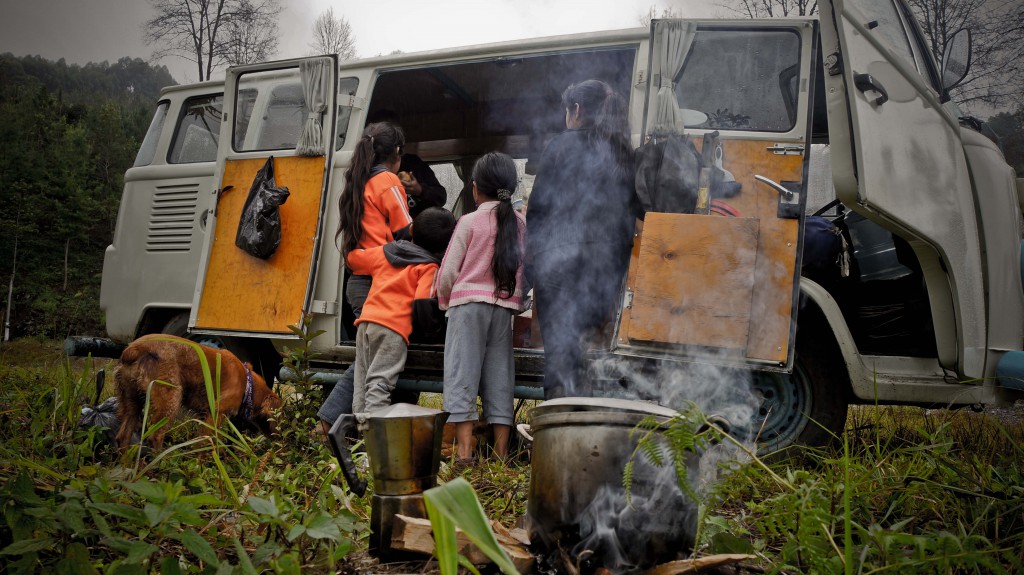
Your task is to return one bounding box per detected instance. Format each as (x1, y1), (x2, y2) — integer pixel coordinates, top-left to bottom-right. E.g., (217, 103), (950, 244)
(526, 79), (638, 399)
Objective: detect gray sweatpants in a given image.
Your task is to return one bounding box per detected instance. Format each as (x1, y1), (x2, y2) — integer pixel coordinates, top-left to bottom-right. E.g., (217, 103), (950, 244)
(443, 302), (515, 427)
(353, 322), (408, 414)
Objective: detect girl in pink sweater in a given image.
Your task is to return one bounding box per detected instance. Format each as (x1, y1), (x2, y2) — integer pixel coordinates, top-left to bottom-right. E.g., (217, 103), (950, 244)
(435, 152), (528, 464)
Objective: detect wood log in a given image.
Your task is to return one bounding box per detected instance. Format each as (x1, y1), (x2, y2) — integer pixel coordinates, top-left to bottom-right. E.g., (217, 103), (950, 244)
(389, 514), (535, 572)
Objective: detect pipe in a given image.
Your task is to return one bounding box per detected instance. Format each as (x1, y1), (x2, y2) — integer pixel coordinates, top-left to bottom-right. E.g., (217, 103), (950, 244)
(64, 336), (127, 359)
(278, 367), (545, 400)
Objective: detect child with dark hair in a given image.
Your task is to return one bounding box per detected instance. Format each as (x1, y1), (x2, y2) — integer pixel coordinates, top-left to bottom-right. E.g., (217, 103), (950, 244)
(526, 79), (638, 399)
(348, 207), (456, 413)
(435, 152), (529, 464)
(317, 122), (413, 431)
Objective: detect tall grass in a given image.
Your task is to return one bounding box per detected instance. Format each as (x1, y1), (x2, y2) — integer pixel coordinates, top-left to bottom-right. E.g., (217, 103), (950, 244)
(2, 336), (1022, 574)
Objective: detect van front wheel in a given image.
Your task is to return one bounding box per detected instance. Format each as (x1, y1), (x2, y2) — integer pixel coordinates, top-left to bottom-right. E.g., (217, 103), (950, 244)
(751, 323), (849, 454)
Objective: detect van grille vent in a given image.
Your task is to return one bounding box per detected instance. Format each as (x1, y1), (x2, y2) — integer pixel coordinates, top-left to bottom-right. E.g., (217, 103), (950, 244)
(147, 184), (199, 252)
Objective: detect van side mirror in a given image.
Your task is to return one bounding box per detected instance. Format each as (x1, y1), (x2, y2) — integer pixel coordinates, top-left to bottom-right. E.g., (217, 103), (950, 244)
(941, 28), (971, 95)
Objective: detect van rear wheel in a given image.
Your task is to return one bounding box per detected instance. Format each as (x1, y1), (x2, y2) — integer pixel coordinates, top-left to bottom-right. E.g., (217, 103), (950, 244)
(751, 322), (849, 454)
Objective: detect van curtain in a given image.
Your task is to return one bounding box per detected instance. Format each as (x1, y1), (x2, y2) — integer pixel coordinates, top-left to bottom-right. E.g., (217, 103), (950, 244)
(651, 21), (696, 134)
(297, 57), (332, 156)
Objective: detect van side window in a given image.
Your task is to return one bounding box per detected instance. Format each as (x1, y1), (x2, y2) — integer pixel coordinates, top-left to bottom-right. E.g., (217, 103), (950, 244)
(255, 82), (305, 150)
(134, 101), (169, 167)
(335, 77), (360, 150)
(675, 29), (801, 132)
(168, 94), (223, 164)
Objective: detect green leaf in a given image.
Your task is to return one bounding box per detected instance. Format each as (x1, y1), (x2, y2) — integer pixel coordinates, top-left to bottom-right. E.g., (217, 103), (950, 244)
(246, 496), (279, 518)
(180, 529), (220, 567)
(159, 556), (183, 575)
(305, 513), (341, 541)
(124, 541), (158, 565)
(124, 480), (166, 503)
(286, 524), (306, 542)
(710, 531), (756, 555)
(55, 542), (99, 575)
(232, 536), (258, 575)
(180, 493), (226, 507)
(0, 537), (55, 556)
(424, 477), (520, 575)
(143, 502), (172, 528)
(89, 501), (147, 523)
(425, 495), (458, 575)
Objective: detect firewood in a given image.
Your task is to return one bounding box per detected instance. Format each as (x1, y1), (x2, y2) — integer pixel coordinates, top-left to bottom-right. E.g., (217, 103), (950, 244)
(389, 514), (535, 572)
(640, 554), (758, 575)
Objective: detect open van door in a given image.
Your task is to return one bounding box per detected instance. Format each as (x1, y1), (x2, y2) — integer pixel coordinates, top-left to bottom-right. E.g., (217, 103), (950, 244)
(190, 56), (338, 338)
(614, 19), (818, 371)
(817, 0), (985, 377)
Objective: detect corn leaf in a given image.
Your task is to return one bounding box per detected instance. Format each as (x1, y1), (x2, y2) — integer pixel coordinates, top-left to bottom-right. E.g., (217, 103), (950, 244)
(423, 477), (520, 575)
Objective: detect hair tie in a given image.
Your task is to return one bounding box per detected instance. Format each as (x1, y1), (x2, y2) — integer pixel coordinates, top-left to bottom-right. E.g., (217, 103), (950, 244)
(496, 189), (512, 201)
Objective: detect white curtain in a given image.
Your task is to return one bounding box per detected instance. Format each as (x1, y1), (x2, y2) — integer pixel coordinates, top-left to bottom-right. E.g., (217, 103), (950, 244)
(297, 57), (333, 156)
(652, 21), (697, 134)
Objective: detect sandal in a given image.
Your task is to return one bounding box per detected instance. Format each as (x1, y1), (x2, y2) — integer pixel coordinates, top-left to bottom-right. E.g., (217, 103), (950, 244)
(452, 457), (475, 471)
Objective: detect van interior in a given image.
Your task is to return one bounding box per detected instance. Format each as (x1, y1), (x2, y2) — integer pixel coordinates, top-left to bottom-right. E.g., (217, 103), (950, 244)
(352, 38), (935, 360)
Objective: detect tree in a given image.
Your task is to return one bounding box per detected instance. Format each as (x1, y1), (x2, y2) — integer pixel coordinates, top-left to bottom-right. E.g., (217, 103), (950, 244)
(144, 0), (281, 82)
(309, 7), (357, 60)
(906, 0), (1023, 110)
(640, 5), (682, 29)
(724, 0), (817, 18)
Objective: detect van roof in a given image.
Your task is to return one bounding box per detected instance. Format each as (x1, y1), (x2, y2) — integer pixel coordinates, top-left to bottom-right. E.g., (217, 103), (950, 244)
(158, 26), (648, 97)
(339, 27), (648, 71)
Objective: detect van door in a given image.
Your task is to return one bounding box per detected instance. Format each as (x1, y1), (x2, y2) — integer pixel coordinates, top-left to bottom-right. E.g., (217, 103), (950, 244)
(190, 56), (338, 338)
(818, 0), (985, 377)
(614, 20), (818, 371)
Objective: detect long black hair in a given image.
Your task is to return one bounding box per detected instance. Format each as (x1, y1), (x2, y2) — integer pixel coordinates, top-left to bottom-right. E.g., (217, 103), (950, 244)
(472, 152), (522, 299)
(561, 80), (633, 174)
(337, 122), (405, 256)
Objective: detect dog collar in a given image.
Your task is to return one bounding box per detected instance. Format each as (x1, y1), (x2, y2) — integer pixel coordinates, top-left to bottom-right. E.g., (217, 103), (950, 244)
(241, 364), (255, 422)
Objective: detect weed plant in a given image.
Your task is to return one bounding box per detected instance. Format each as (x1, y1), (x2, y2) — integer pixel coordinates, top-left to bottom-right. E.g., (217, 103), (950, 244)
(3, 334), (1023, 574)
(701, 405), (1024, 574)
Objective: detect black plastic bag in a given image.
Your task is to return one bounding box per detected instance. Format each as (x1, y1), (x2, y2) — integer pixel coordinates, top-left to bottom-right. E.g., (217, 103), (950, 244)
(79, 369), (119, 445)
(236, 156), (290, 259)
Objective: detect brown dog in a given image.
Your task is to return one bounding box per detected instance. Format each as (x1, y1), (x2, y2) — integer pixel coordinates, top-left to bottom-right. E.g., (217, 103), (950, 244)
(115, 334), (282, 452)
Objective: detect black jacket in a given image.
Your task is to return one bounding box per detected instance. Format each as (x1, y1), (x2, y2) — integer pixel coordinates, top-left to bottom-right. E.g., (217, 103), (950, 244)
(526, 128), (637, 265)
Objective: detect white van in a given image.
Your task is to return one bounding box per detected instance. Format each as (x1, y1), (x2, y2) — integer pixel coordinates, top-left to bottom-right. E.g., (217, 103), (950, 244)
(92, 0), (1024, 451)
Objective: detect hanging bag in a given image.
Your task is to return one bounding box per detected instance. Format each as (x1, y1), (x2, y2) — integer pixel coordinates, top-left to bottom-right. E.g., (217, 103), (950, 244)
(235, 156), (290, 259)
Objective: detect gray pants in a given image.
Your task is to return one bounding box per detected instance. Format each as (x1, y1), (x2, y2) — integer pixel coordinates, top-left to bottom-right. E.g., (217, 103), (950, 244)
(443, 303), (515, 427)
(353, 322), (408, 413)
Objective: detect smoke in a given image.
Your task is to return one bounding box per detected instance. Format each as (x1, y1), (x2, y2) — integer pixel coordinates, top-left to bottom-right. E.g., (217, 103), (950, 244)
(572, 460), (700, 574)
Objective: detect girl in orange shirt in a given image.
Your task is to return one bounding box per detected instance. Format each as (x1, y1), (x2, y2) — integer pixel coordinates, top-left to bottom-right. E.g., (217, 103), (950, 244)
(318, 122), (414, 432)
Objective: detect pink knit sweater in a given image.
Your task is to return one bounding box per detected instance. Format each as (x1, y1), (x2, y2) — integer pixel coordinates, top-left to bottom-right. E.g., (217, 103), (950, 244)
(435, 202), (529, 312)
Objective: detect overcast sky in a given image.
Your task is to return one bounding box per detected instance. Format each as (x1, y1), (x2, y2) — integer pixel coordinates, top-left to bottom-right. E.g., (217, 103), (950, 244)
(0, 0), (726, 84)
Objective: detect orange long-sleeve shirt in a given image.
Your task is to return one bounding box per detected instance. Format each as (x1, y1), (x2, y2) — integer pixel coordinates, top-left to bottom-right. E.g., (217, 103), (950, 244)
(349, 170), (413, 258)
(347, 245), (438, 343)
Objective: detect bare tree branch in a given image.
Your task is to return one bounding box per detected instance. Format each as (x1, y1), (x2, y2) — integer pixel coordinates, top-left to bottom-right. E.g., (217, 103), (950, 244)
(309, 7), (357, 61)
(144, 0), (280, 81)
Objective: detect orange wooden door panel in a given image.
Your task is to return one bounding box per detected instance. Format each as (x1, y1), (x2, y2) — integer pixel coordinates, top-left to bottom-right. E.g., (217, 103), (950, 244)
(194, 155), (326, 334)
(627, 213), (760, 350)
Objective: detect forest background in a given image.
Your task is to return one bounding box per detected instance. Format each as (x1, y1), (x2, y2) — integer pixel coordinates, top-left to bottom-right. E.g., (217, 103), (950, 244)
(1, 0), (1023, 341)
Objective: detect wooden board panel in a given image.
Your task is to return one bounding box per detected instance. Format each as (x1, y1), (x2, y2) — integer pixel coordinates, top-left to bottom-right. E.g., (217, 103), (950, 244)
(627, 213), (759, 350)
(195, 155), (326, 334)
(705, 140), (802, 362)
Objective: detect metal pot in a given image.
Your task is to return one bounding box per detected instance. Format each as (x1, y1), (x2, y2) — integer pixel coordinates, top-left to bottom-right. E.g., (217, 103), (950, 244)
(523, 398), (727, 572)
(328, 403), (448, 496)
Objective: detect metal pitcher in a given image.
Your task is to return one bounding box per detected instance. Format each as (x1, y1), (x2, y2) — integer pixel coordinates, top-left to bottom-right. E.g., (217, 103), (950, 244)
(328, 403), (448, 496)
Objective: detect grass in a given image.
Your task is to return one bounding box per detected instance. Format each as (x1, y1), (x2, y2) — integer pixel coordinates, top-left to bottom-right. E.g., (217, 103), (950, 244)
(1, 336), (1023, 574)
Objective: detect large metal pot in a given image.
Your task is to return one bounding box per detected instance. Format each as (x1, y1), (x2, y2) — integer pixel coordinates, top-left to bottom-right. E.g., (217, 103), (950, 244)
(524, 398), (725, 572)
